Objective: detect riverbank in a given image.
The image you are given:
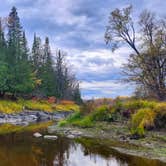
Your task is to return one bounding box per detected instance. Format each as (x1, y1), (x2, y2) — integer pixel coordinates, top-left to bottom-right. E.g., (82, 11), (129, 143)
(0, 110), (72, 125)
(0, 99), (78, 125)
(48, 121), (166, 163)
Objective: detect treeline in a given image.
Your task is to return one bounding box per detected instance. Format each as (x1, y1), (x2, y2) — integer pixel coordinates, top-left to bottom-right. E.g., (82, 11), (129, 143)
(0, 7), (82, 103)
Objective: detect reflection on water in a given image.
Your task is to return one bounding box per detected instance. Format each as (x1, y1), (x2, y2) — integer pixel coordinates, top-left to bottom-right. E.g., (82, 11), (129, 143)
(0, 129), (164, 166)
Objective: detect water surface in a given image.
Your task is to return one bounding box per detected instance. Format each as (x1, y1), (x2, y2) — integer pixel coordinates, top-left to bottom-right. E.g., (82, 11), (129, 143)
(0, 124), (165, 166)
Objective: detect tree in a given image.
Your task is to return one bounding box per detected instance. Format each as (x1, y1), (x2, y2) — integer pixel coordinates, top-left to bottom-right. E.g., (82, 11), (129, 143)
(105, 6), (166, 100)
(31, 34), (43, 73)
(15, 31), (36, 94)
(6, 7), (35, 96)
(54, 50), (82, 102)
(0, 20), (8, 97)
(72, 83), (82, 104)
(39, 37), (56, 96)
(54, 50), (67, 99)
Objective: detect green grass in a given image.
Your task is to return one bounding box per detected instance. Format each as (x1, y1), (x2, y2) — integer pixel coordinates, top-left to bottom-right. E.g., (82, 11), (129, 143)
(58, 105), (112, 128)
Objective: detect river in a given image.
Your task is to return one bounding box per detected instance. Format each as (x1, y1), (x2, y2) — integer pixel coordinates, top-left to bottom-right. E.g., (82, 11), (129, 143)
(0, 122), (165, 166)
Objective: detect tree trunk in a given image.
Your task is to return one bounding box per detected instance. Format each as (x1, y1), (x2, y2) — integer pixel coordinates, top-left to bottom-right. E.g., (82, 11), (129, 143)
(0, 91), (5, 98)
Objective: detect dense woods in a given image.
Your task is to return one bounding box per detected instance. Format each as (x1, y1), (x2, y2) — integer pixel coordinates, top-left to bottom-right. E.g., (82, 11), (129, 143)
(0, 7), (81, 103)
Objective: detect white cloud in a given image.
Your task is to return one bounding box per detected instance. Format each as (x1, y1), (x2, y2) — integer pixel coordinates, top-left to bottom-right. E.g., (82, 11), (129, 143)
(80, 80), (134, 99)
(65, 47), (131, 76)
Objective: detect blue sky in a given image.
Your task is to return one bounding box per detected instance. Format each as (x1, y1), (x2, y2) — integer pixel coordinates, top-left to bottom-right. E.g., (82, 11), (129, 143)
(0, 0), (165, 99)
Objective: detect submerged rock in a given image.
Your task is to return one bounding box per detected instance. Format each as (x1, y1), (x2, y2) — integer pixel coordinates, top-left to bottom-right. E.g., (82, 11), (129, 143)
(33, 132), (42, 138)
(44, 135), (58, 140)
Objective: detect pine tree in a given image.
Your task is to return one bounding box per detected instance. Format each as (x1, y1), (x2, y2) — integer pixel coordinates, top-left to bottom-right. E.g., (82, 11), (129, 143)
(7, 7), (35, 96)
(40, 37), (55, 96)
(72, 83), (82, 104)
(0, 20), (8, 97)
(31, 34), (43, 74)
(15, 31), (35, 94)
(55, 50), (66, 99)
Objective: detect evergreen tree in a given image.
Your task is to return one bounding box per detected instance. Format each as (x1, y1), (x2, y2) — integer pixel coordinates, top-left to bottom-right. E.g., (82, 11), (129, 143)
(31, 34), (43, 74)
(0, 20), (8, 97)
(72, 83), (82, 104)
(55, 50), (66, 99)
(15, 31), (35, 94)
(7, 7), (35, 96)
(40, 37), (55, 96)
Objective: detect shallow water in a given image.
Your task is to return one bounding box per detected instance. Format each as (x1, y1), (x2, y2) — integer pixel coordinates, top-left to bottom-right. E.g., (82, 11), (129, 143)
(0, 125), (165, 166)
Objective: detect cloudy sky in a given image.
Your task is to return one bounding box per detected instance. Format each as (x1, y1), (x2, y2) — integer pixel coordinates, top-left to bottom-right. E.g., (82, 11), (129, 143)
(0, 0), (165, 99)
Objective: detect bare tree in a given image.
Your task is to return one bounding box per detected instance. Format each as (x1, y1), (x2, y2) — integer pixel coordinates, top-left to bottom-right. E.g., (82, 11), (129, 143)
(105, 6), (166, 100)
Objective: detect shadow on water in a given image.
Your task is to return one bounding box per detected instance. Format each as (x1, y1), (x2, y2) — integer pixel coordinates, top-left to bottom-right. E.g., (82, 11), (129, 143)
(0, 124), (165, 166)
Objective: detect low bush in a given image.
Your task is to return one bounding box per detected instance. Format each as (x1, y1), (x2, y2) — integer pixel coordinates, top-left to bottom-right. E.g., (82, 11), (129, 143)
(60, 100), (75, 105)
(66, 111), (82, 123)
(91, 105), (111, 121)
(153, 103), (166, 129)
(72, 116), (93, 128)
(57, 120), (68, 127)
(0, 100), (22, 114)
(80, 101), (96, 115)
(55, 104), (80, 112)
(130, 108), (156, 136)
(22, 100), (52, 112)
(123, 100), (156, 111)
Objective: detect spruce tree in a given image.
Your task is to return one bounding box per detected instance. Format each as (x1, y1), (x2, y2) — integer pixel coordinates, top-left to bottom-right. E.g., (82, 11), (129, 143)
(0, 20), (8, 97)
(7, 7), (35, 96)
(40, 37), (55, 96)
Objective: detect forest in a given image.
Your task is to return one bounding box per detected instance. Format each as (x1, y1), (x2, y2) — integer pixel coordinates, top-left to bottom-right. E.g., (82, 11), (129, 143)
(0, 7), (81, 103)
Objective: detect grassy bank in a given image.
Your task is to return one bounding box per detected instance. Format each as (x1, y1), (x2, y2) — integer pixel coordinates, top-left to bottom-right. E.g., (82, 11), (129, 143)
(0, 99), (80, 114)
(0, 121), (54, 135)
(58, 98), (166, 137)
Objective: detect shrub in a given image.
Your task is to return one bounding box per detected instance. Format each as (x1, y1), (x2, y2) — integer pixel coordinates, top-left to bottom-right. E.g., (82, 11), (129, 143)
(91, 105), (111, 121)
(153, 103), (166, 129)
(72, 116), (93, 128)
(58, 111), (85, 127)
(124, 100), (156, 111)
(55, 104), (79, 112)
(47, 97), (56, 103)
(80, 101), (96, 115)
(58, 120), (68, 127)
(22, 100), (52, 112)
(66, 111), (82, 123)
(60, 100), (75, 105)
(112, 98), (123, 112)
(0, 100), (22, 114)
(131, 108), (156, 136)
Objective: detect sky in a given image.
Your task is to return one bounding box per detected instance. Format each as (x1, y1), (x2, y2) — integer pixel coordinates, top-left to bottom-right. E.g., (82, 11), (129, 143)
(0, 0), (165, 99)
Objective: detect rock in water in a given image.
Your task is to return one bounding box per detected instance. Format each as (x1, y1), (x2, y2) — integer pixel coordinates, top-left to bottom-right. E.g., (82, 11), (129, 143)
(33, 132), (42, 138)
(67, 134), (75, 139)
(44, 135), (58, 140)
